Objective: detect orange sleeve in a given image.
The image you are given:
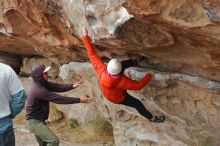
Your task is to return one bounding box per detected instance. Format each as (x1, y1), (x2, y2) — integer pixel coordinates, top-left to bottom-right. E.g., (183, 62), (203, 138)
(121, 74), (152, 90)
(83, 36), (105, 73)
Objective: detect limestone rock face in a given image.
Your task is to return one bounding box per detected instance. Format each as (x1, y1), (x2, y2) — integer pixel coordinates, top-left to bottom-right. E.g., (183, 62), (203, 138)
(18, 61), (220, 145)
(0, 0), (220, 145)
(0, 0), (219, 80)
(59, 62), (220, 146)
(21, 57), (59, 78)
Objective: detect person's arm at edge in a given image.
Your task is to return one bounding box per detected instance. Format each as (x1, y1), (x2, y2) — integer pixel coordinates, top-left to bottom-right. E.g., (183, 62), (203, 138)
(7, 66), (25, 118)
(9, 89), (26, 118)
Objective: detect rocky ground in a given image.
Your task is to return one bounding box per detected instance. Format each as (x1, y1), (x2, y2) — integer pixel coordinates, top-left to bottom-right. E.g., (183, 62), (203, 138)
(13, 111), (114, 146)
(14, 123), (112, 146)
(14, 124), (72, 146)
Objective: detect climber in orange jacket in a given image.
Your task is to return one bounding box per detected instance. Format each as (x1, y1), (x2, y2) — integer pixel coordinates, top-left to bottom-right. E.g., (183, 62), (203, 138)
(82, 27), (165, 122)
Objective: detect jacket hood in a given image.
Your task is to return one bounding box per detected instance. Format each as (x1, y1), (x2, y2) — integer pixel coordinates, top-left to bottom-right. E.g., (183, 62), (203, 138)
(31, 64), (47, 87)
(31, 64), (45, 78)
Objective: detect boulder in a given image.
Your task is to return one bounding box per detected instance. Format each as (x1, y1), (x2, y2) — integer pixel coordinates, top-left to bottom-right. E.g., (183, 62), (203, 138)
(59, 61), (220, 146)
(0, 0), (220, 145)
(0, 0), (218, 80)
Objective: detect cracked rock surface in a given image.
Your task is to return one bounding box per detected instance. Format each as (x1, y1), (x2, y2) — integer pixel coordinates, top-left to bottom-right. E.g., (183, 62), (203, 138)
(0, 0), (220, 145)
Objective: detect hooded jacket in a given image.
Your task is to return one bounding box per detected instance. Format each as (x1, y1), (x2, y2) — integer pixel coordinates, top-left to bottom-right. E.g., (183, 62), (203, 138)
(26, 64), (80, 121)
(83, 36), (152, 104)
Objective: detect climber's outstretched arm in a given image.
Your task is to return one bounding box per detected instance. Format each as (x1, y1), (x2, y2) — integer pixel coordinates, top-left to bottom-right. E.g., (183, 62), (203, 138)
(82, 27), (105, 73)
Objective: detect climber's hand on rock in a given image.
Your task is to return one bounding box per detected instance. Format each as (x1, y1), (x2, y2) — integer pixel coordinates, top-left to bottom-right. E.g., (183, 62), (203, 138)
(82, 27), (88, 36)
(148, 70), (155, 76)
(73, 80), (84, 88)
(80, 95), (93, 103)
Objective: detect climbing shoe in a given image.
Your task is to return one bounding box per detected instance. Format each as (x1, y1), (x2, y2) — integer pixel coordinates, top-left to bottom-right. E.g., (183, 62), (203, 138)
(149, 116), (165, 123)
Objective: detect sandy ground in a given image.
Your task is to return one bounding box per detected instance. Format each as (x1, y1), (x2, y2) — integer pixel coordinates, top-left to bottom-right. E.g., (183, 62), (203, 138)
(14, 124), (112, 146)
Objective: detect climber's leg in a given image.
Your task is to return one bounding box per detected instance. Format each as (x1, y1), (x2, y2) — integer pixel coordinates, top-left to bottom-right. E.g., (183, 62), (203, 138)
(120, 92), (153, 120)
(121, 56), (145, 72)
(121, 60), (135, 73)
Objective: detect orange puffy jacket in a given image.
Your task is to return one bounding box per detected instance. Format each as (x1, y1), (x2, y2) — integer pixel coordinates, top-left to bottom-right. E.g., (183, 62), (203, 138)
(83, 36), (152, 104)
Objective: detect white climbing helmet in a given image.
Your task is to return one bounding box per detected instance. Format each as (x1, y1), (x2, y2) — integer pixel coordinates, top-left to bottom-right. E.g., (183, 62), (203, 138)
(107, 59), (122, 75)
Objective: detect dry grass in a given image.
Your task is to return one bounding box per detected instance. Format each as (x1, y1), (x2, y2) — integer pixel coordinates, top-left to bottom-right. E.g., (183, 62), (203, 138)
(68, 118), (115, 144)
(13, 110), (26, 124)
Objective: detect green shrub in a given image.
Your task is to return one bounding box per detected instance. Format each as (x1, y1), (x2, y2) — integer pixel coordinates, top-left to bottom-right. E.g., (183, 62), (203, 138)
(68, 118), (114, 144)
(69, 118), (79, 129)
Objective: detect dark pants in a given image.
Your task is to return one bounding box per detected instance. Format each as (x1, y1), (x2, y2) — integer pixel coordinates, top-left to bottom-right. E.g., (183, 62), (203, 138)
(0, 128), (15, 146)
(121, 59), (135, 73)
(120, 59), (153, 120)
(121, 92), (153, 120)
